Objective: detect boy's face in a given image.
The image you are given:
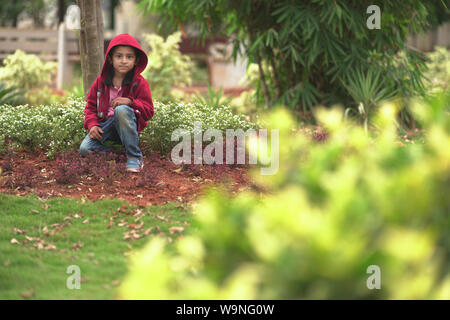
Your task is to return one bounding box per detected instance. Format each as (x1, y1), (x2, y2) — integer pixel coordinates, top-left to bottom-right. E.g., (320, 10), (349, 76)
(109, 46), (137, 77)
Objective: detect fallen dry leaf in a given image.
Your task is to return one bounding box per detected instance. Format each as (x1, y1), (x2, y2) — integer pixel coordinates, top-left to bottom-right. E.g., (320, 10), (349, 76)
(82, 219), (89, 224)
(111, 280), (121, 287)
(123, 230), (141, 241)
(108, 217), (114, 229)
(71, 241), (83, 251)
(169, 227), (185, 234)
(35, 242), (44, 250)
(128, 221), (144, 230)
(20, 289), (35, 299)
(156, 215), (168, 222)
(10, 238), (19, 244)
(45, 244), (57, 251)
(143, 227), (154, 236)
(13, 227), (26, 235)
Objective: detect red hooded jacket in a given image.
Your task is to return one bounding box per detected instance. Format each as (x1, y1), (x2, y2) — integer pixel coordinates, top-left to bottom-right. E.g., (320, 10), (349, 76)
(83, 34), (154, 135)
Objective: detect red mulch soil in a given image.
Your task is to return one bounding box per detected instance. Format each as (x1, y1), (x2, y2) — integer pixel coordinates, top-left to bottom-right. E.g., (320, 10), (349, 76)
(0, 150), (256, 207)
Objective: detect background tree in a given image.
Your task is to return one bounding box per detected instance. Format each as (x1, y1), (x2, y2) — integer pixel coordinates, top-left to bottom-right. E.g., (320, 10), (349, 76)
(138, 0), (449, 125)
(0, 0), (78, 28)
(77, 0), (104, 98)
(0, 1), (25, 27)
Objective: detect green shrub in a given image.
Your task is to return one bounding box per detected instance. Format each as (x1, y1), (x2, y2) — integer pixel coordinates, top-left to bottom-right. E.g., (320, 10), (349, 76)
(0, 50), (63, 106)
(119, 93), (450, 299)
(193, 85), (232, 108)
(229, 89), (260, 123)
(0, 82), (26, 106)
(140, 100), (259, 155)
(0, 98), (257, 158)
(0, 50), (56, 90)
(0, 96), (86, 158)
(141, 0), (432, 116)
(425, 46), (450, 94)
(142, 32), (194, 102)
(25, 87), (68, 107)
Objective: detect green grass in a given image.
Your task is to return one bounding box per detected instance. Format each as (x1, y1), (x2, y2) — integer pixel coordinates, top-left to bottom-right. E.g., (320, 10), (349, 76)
(0, 194), (192, 299)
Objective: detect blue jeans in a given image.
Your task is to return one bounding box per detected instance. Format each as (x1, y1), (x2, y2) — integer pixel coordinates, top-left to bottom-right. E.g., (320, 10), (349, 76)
(79, 105), (142, 159)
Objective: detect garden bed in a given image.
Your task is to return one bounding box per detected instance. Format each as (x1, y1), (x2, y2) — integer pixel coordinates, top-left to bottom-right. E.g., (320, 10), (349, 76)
(0, 149), (253, 207)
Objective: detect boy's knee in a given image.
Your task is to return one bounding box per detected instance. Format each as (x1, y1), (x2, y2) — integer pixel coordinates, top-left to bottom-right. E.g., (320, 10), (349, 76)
(114, 105), (132, 117)
(79, 145), (89, 157)
(79, 139), (91, 157)
(114, 105), (135, 124)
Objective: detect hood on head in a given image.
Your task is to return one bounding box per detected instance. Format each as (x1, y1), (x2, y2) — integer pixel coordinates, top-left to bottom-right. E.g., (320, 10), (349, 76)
(101, 33), (148, 80)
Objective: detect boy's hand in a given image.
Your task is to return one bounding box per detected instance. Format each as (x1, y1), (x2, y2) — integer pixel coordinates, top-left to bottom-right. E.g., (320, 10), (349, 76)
(89, 126), (103, 141)
(111, 97), (132, 109)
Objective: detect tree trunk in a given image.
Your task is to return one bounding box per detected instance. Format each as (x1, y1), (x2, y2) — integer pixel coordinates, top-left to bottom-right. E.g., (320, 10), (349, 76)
(269, 54), (281, 100)
(58, 0), (66, 24)
(256, 54), (271, 109)
(77, 0), (104, 98)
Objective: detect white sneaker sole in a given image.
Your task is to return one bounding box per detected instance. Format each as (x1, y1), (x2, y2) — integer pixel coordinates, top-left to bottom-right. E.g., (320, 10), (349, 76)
(126, 162), (144, 173)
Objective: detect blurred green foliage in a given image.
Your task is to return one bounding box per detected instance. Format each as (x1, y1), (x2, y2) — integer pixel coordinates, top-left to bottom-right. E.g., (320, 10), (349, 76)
(193, 85), (232, 108)
(142, 32), (194, 102)
(119, 93), (450, 299)
(139, 0), (433, 121)
(0, 82), (26, 106)
(425, 46), (450, 94)
(0, 50), (56, 90)
(0, 50), (66, 106)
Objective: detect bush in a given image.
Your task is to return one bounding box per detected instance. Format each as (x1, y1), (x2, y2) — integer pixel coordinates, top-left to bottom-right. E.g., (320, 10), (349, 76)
(425, 46), (450, 94)
(119, 93), (450, 299)
(142, 32), (194, 102)
(0, 98), (257, 158)
(0, 82), (26, 106)
(0, 50), (56, 90)
(0, 96), (86, 158)
(0, 50), (64, 106)
(140, 100), (259, 155)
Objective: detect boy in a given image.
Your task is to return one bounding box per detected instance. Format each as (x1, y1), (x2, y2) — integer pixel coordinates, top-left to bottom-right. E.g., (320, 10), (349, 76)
(79, 33), (154, 172)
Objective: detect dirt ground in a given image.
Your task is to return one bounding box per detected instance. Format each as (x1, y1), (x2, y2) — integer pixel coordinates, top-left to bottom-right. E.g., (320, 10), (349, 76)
(0, 150), (255, 207)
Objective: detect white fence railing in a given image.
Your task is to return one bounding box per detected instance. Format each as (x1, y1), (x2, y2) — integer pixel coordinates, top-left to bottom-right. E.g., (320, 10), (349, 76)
(0, 25), (80, 88)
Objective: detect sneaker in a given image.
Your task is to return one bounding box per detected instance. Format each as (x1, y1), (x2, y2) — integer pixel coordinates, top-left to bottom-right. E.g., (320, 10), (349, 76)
(126, 157), (144, 173)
